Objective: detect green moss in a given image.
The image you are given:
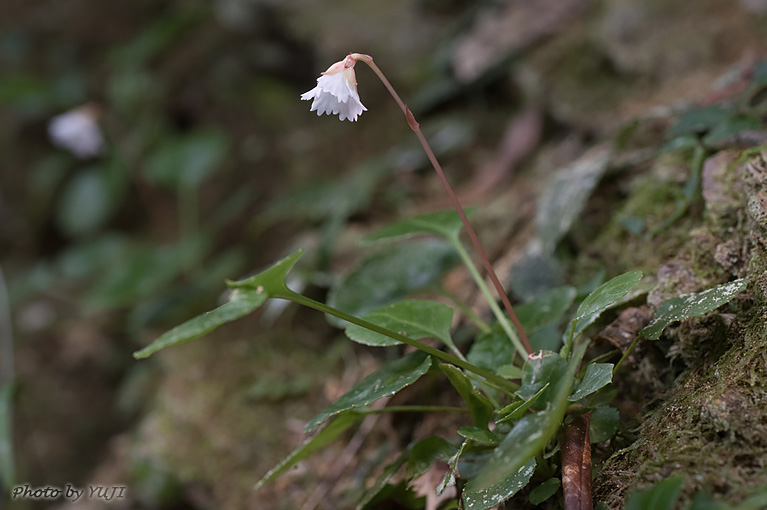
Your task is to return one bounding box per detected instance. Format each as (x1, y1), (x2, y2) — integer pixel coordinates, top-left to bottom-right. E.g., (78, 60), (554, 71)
(593, 151), (767, 508)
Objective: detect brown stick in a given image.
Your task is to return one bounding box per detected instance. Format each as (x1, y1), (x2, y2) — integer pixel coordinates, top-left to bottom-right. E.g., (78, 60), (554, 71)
(561, 412), (593, 510)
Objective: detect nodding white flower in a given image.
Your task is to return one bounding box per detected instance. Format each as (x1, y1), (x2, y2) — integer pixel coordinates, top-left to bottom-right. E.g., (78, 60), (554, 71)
(48, 104), (105, 159)
(301, 55), (367, 122)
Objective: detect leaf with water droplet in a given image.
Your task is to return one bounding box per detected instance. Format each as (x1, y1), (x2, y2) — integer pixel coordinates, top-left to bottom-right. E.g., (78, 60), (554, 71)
(463, 458), (536, 510)
(640, 279), (748, 340)
(304, 351), (432, 433)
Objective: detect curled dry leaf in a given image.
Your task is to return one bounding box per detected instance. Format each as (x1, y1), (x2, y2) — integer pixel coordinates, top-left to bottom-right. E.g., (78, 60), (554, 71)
(561, 412), (593, 510)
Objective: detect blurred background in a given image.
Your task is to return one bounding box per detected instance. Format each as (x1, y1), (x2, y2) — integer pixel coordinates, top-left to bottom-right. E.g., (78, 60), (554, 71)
(1, 0), (766, 508)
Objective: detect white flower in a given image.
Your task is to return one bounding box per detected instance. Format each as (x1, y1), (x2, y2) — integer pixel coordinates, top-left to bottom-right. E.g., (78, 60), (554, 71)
(48, 104), (105, 159)
(301, 55), (367, 122)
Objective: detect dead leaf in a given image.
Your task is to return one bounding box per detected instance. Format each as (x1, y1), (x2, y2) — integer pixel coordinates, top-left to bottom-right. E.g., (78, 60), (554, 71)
(561, 412), (593, 510)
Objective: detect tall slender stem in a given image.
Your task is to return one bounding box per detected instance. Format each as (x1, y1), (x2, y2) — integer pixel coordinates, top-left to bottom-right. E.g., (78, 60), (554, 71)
(278, 290), (518, 394)
(450, 238), (527, 362)
(353, 53), (532, 357)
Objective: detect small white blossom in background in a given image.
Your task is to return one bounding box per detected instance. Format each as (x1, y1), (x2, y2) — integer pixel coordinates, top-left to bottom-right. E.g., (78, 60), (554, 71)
(48, 104), (105, 159)
(301, 55), (367, 122)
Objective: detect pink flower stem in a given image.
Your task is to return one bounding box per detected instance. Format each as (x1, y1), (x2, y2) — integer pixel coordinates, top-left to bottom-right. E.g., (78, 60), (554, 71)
(353, 54), (533, 356)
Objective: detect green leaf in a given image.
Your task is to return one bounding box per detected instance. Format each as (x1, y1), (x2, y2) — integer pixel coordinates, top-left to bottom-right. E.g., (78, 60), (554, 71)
(496, 384), (549, 424)
(666, 104), (730, 137)
(227, 249), (304, 295)
(496, 364), (522, 379)
(254, 411), (362, 492)
(529, 477), (561, 505)
(470, 342), (588, 491)
(569, 363), (613, 402)
(462, 458), (536, 510)
(569, 270), (643, 340)
(573, 271), (644, 323)
(590, 406), (620, 443)
(515, 350), (567, 406)
(406, 437), (457, 480)
(133, 289), (267, 359)
(0, 382), (16, 489)
(625, 476), (684, 510)
(440, 364), (494, 428)
(640, 279), (748, 340)
(305, 352), (432, 433)
(738, 489), (767, 510)
(537, 147), (611, 253)
(327, 239), (459, 325)
(133, 250), (304, 359)
(364, 209), (476, 243)
(467, 326), (516, 373)
(345, 300), (454, 348)
(515, 286), (577, 333)
(457, 427), (500, 445)
(703, 116), (764, 145)
(689, 491), (729, 510)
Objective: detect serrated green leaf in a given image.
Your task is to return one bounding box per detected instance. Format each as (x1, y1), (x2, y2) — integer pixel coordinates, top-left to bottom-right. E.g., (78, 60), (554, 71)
(327, 239), (459, 325)
(515, 350), (567, 405)
(529, 477), (561, 505)
(457, 427), (500, 445)
(345, 300), (454, 348)
(590, 406), (620, 443)
(568, 270), (643, 341)
(569, 363), (613, 402)
(254, 411), (362, 492)
(305, 352), (432, 433)
(537, 147), (611, 253)
(515, 286), (577, 333)
(463, 458), (536, 510)
(640, 279), (748, 340)
(625, 476), (684, 510)
(133, 290), (267, 359)
(364, 209), (476, 243)
(440, 364), (494, 428)
(406, 437), (457, 480)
